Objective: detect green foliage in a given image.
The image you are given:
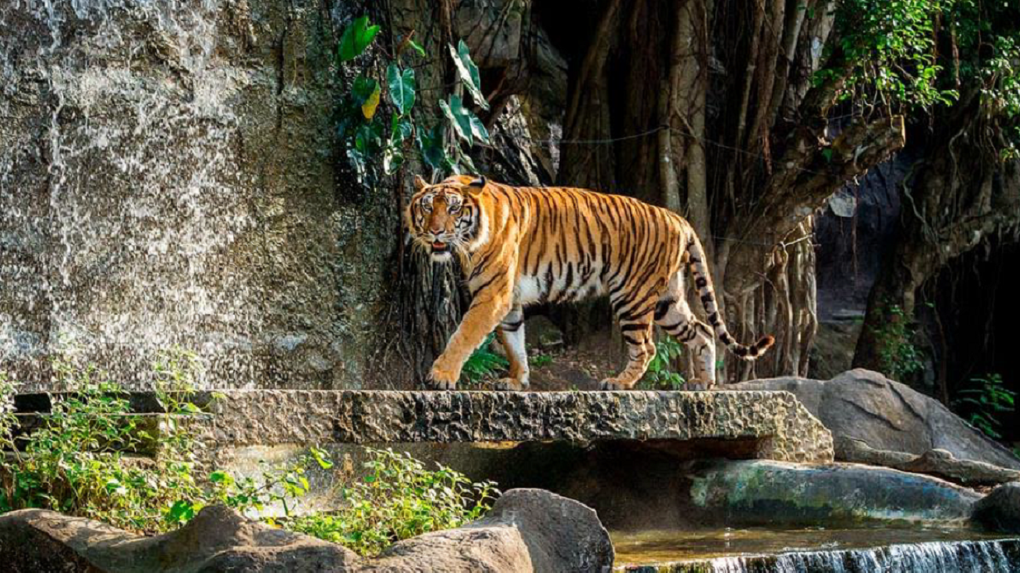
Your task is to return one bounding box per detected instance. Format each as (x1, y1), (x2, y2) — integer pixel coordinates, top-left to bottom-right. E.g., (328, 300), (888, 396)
(829, 0), (1020, 154)
(873, 303), (925, 381)
(1, 353), (202, 529)
(638, 336), (686, 391)
(953, 373), (1016, 440)
(338, 15), (380, 62)
(0, 371), (16, 453)
(461, 333), (509, 385)
(529, 353), (553, 369)
(2, 361), (499, 557)
(439, 94), (491, 148)
(0, 352), (326, 533)
(831, 0), (957, 110)
(386, 64), (416, 116)
(286, 448), (498, 557)
(448, 40), (489, 111)
(336, 16), (490, 186)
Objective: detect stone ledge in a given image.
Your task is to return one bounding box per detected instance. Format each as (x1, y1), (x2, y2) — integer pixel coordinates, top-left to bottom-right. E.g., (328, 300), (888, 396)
(199, 390), (834, 464)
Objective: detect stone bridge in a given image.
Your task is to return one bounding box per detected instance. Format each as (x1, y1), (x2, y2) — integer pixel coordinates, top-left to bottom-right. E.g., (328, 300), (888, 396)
(197, 389), (833, 464)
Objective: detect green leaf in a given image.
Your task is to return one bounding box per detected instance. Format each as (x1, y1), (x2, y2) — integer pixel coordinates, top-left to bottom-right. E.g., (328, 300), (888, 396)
(352, 76), (380, 106)
(448, 40), (489, 110)
(439, 95), (490, 146)
(166, 500), (196, 524)
(417, 125), (446, 171)
(386, 65), (416, 116)
(439, 96), (471, 145)
(338, 16), (380, 62)
(391, 114), (413, 142)
(408, 39), (426, 57)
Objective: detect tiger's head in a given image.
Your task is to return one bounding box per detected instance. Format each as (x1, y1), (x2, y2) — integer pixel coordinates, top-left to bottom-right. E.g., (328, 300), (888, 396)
(406, 174), (488, 263)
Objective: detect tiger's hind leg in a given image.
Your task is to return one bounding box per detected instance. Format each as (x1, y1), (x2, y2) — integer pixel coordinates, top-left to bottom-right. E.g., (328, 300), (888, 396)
(654, 294), (717, 390)
(600, 313), (656, 391)
(494, 304), (529, 391)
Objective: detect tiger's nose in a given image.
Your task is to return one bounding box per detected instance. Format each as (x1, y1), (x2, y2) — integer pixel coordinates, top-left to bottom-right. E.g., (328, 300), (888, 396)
(429, 224), (444, 235)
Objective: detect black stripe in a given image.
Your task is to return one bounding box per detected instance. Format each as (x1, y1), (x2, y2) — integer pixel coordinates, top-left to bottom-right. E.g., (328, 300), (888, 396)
(661, 320), (683, 332)
(654, 299), (675, 320)
(501, 320), (524, 332)
(469, 249), (496, 281)
(471, 273), (500, 296)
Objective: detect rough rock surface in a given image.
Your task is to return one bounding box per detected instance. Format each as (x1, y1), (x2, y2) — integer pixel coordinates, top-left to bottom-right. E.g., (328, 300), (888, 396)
(728, 369), (1020, 470)
(839, 439), (1020, 487)
(0, 0), (396, 390)
(199, 389), (834, 463)
(972, 483), (1020, 534)
(0, 489), (612, 573)
(688, 459), (983, 526)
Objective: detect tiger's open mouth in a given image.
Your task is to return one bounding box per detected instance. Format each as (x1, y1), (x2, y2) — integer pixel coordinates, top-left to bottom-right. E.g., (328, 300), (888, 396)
(431, 241), (449, 253)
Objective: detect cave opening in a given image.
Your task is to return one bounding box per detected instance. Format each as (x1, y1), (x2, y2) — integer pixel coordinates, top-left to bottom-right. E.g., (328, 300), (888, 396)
(930, 239), (1020, 444)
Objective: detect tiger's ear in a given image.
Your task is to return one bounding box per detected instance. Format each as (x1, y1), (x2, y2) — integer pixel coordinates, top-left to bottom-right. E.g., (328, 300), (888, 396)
(467, 176), (487, 189)
(413, 175), (428, 191)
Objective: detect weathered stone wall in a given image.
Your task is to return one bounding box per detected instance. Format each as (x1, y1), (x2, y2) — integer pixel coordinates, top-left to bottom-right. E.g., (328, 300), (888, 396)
(0, 0), (396, 390)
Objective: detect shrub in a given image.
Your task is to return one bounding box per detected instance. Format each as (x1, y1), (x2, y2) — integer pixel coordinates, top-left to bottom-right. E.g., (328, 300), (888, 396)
(874, 303), (925, 381)
(638, 336), (686, 390)
(953, 373), (1016, 440)
(0, 351), (325, 532)
(286, 448), (498, 556)
(1, 355), (499, 556)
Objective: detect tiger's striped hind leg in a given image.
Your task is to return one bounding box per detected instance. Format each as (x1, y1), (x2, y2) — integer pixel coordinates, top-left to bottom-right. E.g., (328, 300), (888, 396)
(654, 295), (717, 390)
(600, 314), (656, 391)
(494, 304), (529, 391)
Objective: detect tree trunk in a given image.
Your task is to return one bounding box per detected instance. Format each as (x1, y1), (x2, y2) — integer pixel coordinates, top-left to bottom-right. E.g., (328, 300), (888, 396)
(855, 94), (1020, 383)
(386, 0), (465, 386)
(516, 0), (906, 381)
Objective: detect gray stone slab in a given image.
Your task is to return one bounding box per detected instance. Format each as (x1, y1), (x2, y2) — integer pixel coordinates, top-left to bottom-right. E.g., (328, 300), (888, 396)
(199, 390), (834, 464)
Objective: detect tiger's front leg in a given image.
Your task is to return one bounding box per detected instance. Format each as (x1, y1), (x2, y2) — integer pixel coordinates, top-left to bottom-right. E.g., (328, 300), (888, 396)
(427, 270), (515, 390)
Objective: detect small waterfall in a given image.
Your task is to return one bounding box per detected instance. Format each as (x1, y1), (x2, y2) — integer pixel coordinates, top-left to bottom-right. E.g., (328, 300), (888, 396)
(632, 538), (1020, 573)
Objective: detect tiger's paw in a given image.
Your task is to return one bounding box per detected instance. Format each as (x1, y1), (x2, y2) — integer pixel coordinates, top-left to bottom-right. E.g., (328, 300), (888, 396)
(599, 378), (631, 391)
(685, 378), (713, 391)
(492, 378), (527, 392)
(425, 369), (458, 391)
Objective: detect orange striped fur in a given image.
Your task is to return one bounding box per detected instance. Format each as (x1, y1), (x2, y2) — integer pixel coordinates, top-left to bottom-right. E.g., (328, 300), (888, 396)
(406, 174), (775, 391)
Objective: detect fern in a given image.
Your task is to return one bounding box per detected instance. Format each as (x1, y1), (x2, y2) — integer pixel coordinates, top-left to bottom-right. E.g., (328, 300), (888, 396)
(461, 333), (509, 385)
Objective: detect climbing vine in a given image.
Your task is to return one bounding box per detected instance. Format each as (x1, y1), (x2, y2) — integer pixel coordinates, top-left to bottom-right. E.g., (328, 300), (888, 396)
(337, 15), (490, 187)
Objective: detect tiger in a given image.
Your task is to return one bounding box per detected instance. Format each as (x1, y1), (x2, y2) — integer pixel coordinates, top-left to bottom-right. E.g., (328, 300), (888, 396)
(405, 174), (775, 391)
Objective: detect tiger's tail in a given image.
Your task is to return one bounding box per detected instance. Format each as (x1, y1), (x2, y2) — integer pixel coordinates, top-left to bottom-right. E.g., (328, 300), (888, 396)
(686, 234), (775, 360)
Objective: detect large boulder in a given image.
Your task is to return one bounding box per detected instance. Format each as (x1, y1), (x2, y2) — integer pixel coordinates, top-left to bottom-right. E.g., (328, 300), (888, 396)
(688, 460), (982, 526)
(0, 489), (611, 573)
(728, 369), (1020, 470)
(972, 482), (1020, 534)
